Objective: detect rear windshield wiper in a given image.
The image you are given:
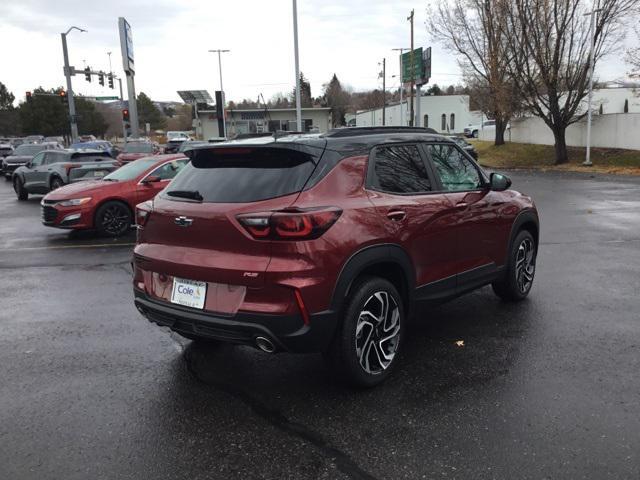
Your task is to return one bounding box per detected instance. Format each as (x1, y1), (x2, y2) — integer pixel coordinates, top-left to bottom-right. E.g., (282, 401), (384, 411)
(166, 190), (203, 201)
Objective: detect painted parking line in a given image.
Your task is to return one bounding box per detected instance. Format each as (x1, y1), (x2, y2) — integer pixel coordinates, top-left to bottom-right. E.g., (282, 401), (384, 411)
(3, 243), (136, 252)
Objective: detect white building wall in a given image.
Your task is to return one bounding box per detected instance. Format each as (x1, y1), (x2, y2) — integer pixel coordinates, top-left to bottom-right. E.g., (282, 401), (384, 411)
(479, 113), (640, 150)
(355, 95), (482, 134)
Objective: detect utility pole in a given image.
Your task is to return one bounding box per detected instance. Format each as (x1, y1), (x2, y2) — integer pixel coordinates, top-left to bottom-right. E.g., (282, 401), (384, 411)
(392, 48), (409, 126)
(61, 26), (86, 143)
(583, 8), (602, 166)
(381, 58), (386, 125)
(208, 49), (230, 138)
(107, 51), (112, 73)
(408, 9), (415, 127)
(292, 0), (302, 132)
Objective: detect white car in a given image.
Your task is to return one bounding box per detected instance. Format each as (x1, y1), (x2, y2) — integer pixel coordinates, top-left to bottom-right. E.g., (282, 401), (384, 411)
(464, 120), (510, 138)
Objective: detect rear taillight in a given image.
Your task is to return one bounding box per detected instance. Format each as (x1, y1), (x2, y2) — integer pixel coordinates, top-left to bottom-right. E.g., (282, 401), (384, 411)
(135, 201), (153, 227)
(237, 207), (342, 240)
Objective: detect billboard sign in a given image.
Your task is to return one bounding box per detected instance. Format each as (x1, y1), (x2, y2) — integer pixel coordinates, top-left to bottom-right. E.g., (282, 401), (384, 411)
(401, 47), (432, 85)
(401, 47), (423, 84)
(118, 17), (134, 74)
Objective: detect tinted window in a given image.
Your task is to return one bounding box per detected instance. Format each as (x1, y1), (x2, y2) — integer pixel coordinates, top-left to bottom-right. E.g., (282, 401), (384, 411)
(165, 147), (316, 203)
(45, 152), (67, 164)
(370, 145), (431, 194)
(427, 144), (482, 191)
(70, 152), (112, 162)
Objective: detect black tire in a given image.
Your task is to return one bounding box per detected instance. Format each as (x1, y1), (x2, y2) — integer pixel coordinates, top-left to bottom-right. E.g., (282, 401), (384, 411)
(13, 177), (27, 201)
(492, 230), (537, 301)
(50, 176), (64, 191)
(473, 130), (479, 138)
(325, 276), (404, 388)
(95, 201), (132, 237)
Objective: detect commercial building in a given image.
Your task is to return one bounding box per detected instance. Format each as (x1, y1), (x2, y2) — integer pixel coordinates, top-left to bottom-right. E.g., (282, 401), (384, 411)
(196, 107), (332, 139)
(356, 94), (482, 134)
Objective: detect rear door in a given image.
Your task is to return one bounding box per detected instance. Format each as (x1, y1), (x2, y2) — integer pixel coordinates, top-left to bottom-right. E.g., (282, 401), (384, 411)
(136, 145), (321, 290)
(365, 143), (459, 297)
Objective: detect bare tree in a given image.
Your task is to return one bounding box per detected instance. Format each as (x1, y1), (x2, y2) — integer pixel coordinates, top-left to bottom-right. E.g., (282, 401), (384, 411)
(503, 0), (639, 164)
(625, 24), (640, 75)
(429, 0), (517, 145)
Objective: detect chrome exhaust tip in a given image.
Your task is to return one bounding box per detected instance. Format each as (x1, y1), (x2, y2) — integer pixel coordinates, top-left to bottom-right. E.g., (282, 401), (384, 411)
(255, 336), (276, 353)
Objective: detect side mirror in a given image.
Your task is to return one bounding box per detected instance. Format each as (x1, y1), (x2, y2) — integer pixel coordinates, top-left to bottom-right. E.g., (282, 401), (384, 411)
(25, 161), (32, 168)
(489, 172), (511, 191)
(142, 175), (161, 184)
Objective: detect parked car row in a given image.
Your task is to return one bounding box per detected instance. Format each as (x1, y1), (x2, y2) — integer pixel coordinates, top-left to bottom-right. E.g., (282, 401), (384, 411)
(4, 127), (539, 388)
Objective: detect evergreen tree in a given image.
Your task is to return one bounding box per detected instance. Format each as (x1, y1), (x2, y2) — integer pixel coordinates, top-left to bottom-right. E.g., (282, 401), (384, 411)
(137, 92), (167, 130)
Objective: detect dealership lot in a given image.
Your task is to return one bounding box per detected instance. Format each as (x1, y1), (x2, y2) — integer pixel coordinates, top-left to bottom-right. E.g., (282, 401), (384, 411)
(1, 171), (639, 479)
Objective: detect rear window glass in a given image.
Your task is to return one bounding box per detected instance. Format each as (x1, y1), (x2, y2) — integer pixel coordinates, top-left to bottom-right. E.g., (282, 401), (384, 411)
(165, 147), (316, 203)
(70, 152), (112, 161)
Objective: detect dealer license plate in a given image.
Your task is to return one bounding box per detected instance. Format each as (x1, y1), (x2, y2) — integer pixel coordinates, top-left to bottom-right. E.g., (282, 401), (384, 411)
(170, 277), (207, 309)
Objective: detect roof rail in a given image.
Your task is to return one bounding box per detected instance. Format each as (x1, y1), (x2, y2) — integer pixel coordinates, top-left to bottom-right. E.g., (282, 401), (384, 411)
(324, 126), (439, 138)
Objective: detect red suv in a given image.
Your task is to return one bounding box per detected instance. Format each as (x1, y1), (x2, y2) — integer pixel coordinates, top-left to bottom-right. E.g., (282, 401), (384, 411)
(133, 128), (539, 387)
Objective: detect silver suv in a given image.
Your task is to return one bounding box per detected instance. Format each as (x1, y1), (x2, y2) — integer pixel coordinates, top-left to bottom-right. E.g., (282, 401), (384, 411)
(13, 149), (118, 201)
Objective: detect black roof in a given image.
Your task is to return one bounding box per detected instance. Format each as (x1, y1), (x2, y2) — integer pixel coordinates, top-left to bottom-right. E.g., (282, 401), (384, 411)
(185, 126), (455, 158)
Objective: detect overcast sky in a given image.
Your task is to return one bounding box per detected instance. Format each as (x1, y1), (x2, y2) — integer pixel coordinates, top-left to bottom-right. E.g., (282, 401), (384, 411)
(0, 0), (636, 106)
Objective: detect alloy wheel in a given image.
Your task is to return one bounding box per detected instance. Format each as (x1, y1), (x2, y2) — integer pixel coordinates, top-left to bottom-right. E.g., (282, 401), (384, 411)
(101, 204), (130, 236)
(515, 238), (535, 294)
(355, 291), (401, 375)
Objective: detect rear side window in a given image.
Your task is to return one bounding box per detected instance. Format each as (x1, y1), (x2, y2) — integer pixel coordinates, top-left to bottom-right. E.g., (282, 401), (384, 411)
(165, 147), (316, 203)
(369, 144), (432, 194)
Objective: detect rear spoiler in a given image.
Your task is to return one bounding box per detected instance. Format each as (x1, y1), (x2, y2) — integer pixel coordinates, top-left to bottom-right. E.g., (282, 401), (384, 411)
(186, 143), (326, 168)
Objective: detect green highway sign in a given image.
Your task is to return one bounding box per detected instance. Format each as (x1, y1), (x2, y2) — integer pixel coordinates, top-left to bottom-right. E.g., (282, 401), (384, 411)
(94, 96), (119, 101)
(401, 47), (423, 83)
(401, 47), (432, 85)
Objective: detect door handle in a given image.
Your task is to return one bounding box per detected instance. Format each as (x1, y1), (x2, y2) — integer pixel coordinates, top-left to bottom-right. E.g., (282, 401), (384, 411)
(455, 202), (468, 209)
(387, 210), (406, 221)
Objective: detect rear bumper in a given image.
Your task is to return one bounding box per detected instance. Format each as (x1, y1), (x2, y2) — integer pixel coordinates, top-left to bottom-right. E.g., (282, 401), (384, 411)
(134, 289), (338, 353)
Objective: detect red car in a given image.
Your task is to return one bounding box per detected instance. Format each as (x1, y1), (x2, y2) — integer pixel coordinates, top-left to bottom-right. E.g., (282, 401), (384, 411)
(42, 154), (188, 236)
(116, 142), (161, 165)
(132, 128), (539, 387)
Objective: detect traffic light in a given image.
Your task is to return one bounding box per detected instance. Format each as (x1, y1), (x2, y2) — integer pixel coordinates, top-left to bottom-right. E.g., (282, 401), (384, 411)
(59, 90), (68, 105)
(98, 72), (104, 86)
(26, 91), (32, 102)
(122, 109), (130, 122)
(108, 74), (114, 89)
(85, 67), (91, 82)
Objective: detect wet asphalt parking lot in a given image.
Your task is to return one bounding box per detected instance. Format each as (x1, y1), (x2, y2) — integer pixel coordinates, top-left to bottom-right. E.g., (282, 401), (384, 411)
(0, 170), (639, 480)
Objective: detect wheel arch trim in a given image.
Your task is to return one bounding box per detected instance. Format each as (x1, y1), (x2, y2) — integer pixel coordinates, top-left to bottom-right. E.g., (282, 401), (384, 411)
(330, 243), (416, 313)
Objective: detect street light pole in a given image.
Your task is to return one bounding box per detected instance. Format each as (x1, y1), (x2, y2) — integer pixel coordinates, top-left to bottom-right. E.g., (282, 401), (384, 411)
(208, 49), (230, 138)
(61, 26), (86, 143)
(392, 48), (409, 126)
(583, 8), (602, 166)
(292, 0), (302, 132)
